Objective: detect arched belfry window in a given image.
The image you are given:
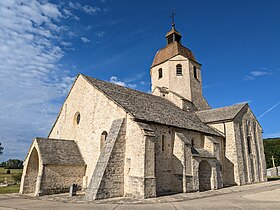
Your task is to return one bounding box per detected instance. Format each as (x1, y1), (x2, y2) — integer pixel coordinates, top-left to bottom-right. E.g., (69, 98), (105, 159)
(176, 64), (182, 76)
(158, 68), (163, 79)
(194, 66), (198, 80)
(100, 131), (108, 151)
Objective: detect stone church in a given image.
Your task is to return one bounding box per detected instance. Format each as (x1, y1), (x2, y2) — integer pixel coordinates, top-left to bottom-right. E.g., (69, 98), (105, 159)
(20, 22), (267, 200)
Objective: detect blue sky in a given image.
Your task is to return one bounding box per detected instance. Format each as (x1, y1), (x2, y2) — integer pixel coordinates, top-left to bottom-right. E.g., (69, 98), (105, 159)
(0, 0), (279, 161)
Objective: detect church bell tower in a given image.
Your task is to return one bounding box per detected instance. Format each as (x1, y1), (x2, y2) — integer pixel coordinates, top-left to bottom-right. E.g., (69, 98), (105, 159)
(150, 13), (210, 111)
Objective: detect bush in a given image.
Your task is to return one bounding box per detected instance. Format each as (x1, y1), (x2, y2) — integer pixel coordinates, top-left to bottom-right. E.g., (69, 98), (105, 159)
(12, 174), (22, 182)
(6, 169), (10, 174)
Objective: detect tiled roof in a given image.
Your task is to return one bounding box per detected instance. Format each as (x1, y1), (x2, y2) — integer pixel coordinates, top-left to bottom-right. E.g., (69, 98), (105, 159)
(82, 75), (223, 137)
(36, 137), (85, 165)
(196, 103), (247, 123)
(151, 41), (197, 67)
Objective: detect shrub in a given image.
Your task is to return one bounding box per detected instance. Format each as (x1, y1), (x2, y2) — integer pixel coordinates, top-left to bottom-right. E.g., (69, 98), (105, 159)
(12, 173), (22, 182)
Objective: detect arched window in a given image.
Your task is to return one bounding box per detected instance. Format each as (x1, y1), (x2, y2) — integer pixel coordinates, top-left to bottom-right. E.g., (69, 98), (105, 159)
(158, 68), (163, 79)
(176, 64), (182, 75)
(100, 131), (108, 151)
(194, 66), (198, 79)
(247, 136), (252, 154)
(74, 112), (81, 125)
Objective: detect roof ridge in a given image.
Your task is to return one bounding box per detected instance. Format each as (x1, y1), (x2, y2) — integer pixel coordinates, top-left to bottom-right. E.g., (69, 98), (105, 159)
(197, 103), (247, 113)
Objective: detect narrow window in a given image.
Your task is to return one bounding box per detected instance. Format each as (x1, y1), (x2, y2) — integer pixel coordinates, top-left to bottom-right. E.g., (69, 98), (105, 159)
(100, 131), (108, 151)
(247, 136), (252, 154)
(193, 66), (198, 79)
(161, 135), (165, 151)
(176, 64), (182, 76)
(191, 139), (194, 147)
(158, 68), (163, 79)
(74, 112), (81, 125)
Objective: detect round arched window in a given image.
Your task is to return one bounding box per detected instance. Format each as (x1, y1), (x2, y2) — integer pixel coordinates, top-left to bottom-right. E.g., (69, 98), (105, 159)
(74, 112), (81, 125)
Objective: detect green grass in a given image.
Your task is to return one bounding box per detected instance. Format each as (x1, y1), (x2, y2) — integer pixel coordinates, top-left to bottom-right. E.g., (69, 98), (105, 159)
(268, 176), (280, 181)
(0, 184), (20, 194)
(0, 167), (23, 184)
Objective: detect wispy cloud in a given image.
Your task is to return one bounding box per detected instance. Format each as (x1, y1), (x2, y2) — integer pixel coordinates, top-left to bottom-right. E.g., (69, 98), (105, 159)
(109, 76), (137, 89)
(244, 70), (272, 80)
(0, 0), (76, 161)
(258, 100), (280, 119)
(69, 2), (101, 15)
(81, 37), (91, 43)
(95, 31), (106, 38)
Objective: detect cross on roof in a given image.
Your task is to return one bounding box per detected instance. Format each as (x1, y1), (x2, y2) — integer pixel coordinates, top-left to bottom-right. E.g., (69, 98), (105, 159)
(170, 8), (176, 28)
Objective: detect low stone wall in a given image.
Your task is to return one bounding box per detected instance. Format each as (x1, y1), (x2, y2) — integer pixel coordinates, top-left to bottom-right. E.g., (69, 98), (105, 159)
(267, 166), (280, 177)
(41, 165), (85, 195)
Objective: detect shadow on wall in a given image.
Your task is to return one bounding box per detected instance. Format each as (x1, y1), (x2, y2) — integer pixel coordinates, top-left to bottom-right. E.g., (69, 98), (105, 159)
(223, 158), (236, 187)
(155, 154), (184, 196)
(198, 160), (211, 192)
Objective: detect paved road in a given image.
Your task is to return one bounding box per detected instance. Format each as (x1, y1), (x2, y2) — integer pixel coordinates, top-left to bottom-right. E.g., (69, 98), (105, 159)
(0, 181), (280, 210)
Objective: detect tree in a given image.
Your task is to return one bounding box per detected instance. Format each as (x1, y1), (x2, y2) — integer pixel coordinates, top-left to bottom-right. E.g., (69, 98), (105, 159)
(0, 143), (3, 156)
(263, 138), (280, 168)
(1, 159), (23, 169)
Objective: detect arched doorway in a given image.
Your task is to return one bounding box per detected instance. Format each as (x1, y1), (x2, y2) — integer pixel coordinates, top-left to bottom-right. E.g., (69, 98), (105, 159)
(24, 148), (39, 194)
(199, 160), (212, 191)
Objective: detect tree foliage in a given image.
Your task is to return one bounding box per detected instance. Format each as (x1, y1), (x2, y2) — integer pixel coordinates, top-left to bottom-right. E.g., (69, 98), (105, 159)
(263, 138), (280, 168)
(0, 159), (23, 169)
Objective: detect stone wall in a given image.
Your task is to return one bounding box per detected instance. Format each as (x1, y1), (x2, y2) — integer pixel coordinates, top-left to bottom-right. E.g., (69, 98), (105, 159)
(208, 106), (267, 186)
(234, 106), (267, 184)
(150, 55), (209, 111)
(86, 118), (126, 200)
(267, 166), (280, 177)
(48, 75), (128, 188)
(41, 165), (85, 195)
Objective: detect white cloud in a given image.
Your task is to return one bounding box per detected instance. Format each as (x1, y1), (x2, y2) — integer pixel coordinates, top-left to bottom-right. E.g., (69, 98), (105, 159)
(95, 31), (105, 37)
(81, 37), (91, 43)
(69, 2), (101, 15)
(109, 76), (137, 88)
(0, 0), (75, 161)
(245, 70), (272, 80)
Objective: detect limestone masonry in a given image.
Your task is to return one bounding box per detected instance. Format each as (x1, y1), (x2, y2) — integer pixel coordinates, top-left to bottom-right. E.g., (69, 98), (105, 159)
(20, 23), (267, 200)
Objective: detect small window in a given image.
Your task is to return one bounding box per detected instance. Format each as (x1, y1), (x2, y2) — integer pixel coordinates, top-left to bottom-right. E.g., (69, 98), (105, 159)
(161, 135), (165, 151)
(100, 131), (108, 151)
(176, 64), (182, 76)
(247, 136), (252, 154)
(194, 66), (198, 80)
(191, 139), (194, 147)
(158, 68), (163, 79)
(74, 112), (81, 125)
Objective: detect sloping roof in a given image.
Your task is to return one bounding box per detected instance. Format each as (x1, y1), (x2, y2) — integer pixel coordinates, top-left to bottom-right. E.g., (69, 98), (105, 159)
(196, 103), (247, 123)
(82, 75), (223, 137)
(151, 41), (197, 67)
(36, 138), (85, 165)
(191, 147), (215, 158)
(165, 28), (182, 37)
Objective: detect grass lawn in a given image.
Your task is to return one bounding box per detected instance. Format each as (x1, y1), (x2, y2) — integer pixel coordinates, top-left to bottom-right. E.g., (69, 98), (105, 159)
(0, 184), (20, 194)
(0, 167), (22, 194)
(0, 167), (22, 183)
